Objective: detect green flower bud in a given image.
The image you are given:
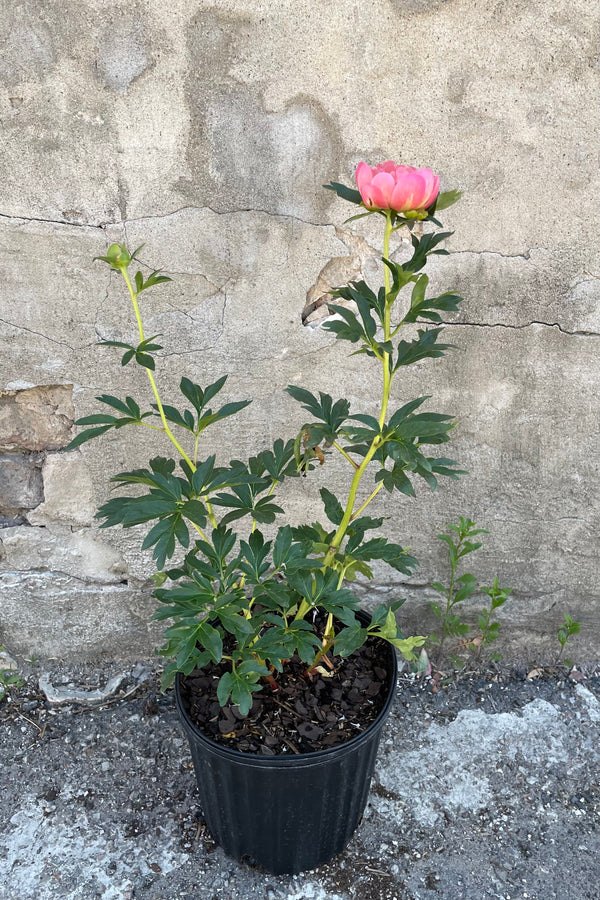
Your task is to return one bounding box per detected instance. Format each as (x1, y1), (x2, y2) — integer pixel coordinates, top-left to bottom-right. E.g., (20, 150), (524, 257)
(105, 243), (132, 269)
(403, 209), (429, 221)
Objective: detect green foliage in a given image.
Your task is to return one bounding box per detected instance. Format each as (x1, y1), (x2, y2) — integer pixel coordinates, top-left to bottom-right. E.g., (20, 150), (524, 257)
(321, 242), (462, 368)
(216, 663), (270, 716)
(429, 518), (511, 663)
(100, 335), (164, 371)
(176, 375), (251, 437)
(285, 386), (350, 447)
(323, 180), (364, 207)
(557, 613), (581, 663)
(402, 275), (462, 326)
(134, 269), (172, 294)
(96, 454), (265, 568)
(67, 395), (154, 449)
(0, 663), (24, 702)
(431, 189), (463, 213)
(70, 178), (468, 716)
(405, 231), (453, 273)
(210, 483), (284, 526)
(393, 328), (456, 370)
(476, 578), (511, 656)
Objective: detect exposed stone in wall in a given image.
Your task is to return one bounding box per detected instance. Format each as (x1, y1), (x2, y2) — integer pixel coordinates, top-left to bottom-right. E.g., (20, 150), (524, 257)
(0, 385), (74, 525)
(0, 526), (127, 584)
(0, 382), (134, 659)
(0, 453), (43, 518)
(302, 228), (381, 326)
(27, 452), (96, 527)
(0, 572), (158, 661)
(0, 384), (75, 525)
(0, 384), (74, 452)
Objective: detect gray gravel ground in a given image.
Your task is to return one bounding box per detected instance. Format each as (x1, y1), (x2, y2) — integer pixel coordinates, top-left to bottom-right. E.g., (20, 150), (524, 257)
(1, 661), (599, 900)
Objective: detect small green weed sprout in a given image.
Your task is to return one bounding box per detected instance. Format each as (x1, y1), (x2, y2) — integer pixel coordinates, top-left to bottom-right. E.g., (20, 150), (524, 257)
(0, 645), (23, 702)
(556, 613), (581, 665)
(0, 669), (24, 702)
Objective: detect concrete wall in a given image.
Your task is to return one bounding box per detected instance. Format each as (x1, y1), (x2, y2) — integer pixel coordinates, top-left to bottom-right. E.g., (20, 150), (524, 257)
(1, 0), (598, 663)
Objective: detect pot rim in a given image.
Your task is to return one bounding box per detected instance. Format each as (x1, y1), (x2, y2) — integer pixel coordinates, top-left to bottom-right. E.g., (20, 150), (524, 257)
(175, 612), (398, 768)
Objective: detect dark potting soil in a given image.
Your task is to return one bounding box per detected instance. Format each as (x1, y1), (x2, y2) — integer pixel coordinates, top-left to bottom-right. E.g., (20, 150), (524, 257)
(179, 633), (391, 755)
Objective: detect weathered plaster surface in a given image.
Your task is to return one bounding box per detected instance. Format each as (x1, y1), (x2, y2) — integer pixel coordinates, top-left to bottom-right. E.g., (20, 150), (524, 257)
(0, 0), (598, 661)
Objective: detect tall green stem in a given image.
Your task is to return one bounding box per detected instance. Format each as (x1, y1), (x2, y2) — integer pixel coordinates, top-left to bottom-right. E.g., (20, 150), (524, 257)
(120, 266), (219, 530)
(322, 439), (382, 566)
(379, 210), (394, 429)
(121, 268), (195, 469)
(322, 211), (394, 568)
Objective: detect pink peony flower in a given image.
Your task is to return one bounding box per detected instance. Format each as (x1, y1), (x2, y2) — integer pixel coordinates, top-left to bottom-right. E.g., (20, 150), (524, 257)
(355, 161), (440, 213)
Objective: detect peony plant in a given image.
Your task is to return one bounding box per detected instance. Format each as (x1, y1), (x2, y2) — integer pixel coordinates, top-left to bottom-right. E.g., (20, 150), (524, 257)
(69, 163), (464, 715)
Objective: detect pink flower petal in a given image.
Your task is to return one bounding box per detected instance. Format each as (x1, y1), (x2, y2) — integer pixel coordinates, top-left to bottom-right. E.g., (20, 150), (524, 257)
(427, 174), (441, 207)
(355, 162), (375, 204)
(414, 168), (440, 208)
(377, 161), (399, 174)
(416, 167), (435, 195)
(390, 171), (428, 211)
(369, 171), (396, 208)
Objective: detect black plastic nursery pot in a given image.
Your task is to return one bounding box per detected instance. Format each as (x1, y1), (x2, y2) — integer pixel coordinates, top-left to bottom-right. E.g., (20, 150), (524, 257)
(175, 612), (398, 875)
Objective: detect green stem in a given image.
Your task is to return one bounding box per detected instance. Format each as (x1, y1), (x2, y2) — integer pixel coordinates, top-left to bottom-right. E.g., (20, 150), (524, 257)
(191, 431), (219, 530)
(438, 545), (458, 658)
(322, 440), (381, 567)
(307, 632), (335, 673)
(322, 211), (394, 568)
(351, 481), (384, 522)
(333, 440), (359, 469)
(121, 267), (195, 470)
(121, 266), (219, 530)
(188, 519), (209, 543)
(137, 422), (167, 433)
(379, 210), (394, 429)
(294, 598), (312, 621)
(204, 503), (218, 529)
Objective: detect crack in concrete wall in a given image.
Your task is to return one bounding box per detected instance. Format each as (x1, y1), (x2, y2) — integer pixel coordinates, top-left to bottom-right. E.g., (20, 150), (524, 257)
(0, 318), (78, 350)
(447, 321), (600, 337)
(0, 205), (334, 232)
(457, 249), (544, 261)
(0, 212), (109, 231)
